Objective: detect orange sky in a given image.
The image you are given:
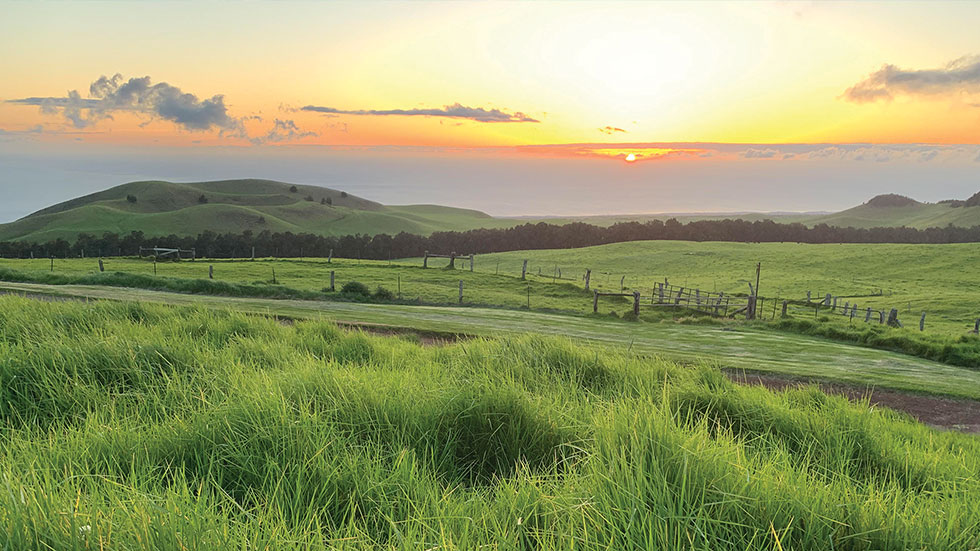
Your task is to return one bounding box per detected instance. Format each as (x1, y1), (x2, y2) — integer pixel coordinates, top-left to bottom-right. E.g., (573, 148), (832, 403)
(2, 1), (980, 155)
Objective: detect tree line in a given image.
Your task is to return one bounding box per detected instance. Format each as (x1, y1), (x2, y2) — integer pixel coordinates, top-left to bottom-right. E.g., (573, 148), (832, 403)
(4, 218), (980, 260)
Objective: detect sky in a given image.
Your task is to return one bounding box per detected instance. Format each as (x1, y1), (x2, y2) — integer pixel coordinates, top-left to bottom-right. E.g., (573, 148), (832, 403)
(1, 1), (980, 222)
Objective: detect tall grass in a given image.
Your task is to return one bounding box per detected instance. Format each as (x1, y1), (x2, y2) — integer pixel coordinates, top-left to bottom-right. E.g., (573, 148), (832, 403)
(1, 296), (979, 549)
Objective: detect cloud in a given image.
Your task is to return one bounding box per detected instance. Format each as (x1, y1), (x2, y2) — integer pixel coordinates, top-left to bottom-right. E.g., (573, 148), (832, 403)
(301, 102), (538, 123)
(250, 119), (318, 145)
(742, 148), (779, 159)
(8, 74), (244, 134)
(843, 55), (980, 103)
(598, 126), (626, 134)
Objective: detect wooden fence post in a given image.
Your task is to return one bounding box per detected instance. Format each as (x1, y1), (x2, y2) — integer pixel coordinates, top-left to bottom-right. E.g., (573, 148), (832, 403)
(423, 251), (429, 268)
(449, 252), (456, 269)
(919, 312), (926, 331)
(271, 268), (277, 284)
(459, 280), (463, 304)
(878, 311), (885, 324)
(251, 246), (255, 261)
(850, 306), (856, 322)
(593, 290), (599, 313)
(397, 275), (401, 298)
(584, 269), (591, 290)
(330, 270), (335, 292)
(209, 265), (213, 279)
(153, 259), (157, 276)
(865, 307), (872, 323)
(50, 256), (54, 272)
(973, 319), (980, 334)
(620, 275), (625, 292)
(469, 254), (474, 272)
(328, 249), (333, 263)
(521, 259), (528, 280)
(781, 300), (788, 317)
(887, 308), (900, 327)
(633, 291), (640, 317)
(806, 290), (811, 303)
(825, 293), (832, 306)
(98, 259), (104, 272)
(659, 283), (665, 303)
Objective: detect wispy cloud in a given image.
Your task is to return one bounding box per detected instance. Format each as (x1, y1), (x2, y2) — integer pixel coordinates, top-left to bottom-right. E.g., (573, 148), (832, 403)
(843, 55), (980, 103)
(8, 74), (244, 134)
(301, 102), (538, 123)
(742, 148), (779, 159)
(598, 126), (626, 134)
(250, 119), (318, 145)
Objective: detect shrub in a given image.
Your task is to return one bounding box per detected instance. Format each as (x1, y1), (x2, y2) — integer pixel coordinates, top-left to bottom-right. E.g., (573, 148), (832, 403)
(126, 194), (137, 203)
(325, 197), (333, 205)
(340, 191), (348, 198)
(340, 280), (371, 297)
(198, 194), (208, 204)
(289, 185), (298, 193)
(304, 195), (314, 202)
(373, 286), (394, 301)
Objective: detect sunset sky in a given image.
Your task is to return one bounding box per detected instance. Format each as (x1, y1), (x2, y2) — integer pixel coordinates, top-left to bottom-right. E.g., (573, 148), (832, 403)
(2, 1), (980, 220)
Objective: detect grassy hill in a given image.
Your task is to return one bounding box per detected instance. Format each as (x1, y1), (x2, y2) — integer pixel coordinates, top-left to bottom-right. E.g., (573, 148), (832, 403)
(796, 193), (980, 229)
(0, 179), (515, 242)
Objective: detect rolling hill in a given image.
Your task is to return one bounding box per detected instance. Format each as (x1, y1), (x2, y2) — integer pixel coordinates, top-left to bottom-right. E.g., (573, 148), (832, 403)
(797, 192), (980, 229)
(6, 181), (980, 243)
(0, 179), (517, 242)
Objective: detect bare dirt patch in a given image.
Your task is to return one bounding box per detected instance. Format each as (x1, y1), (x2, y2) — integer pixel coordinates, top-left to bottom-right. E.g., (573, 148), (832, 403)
(727, 370), (980, 434)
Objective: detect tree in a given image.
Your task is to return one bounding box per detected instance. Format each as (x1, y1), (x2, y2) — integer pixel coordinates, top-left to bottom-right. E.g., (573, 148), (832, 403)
(198, 194), (208, 204)
(126, 194), (137, 203)
(289, 185), (298, 193)
(325, 197), (333, 205)
(304, 195), (314, 202)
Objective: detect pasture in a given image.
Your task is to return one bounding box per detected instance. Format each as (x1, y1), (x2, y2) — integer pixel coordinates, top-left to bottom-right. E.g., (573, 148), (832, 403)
(472, 240), (980, 334)
(2, 297), (980, 550)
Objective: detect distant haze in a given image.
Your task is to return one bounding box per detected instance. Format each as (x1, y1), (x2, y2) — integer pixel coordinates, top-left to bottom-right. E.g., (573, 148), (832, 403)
(2, 141), (979, 223)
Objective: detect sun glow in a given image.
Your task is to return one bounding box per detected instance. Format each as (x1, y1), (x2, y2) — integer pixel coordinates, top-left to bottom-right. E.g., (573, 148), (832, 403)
(625, 153), (636, 162)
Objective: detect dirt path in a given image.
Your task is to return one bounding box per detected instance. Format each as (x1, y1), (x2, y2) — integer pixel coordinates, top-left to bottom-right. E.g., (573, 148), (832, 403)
(727, 370), (980, 433)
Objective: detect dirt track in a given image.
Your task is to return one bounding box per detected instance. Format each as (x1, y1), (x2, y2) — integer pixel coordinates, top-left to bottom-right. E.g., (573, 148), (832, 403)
(728, 370), (980, 434)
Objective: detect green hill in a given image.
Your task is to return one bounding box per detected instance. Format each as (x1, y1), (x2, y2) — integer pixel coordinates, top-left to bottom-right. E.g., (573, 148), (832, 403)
(0, 179), (515, 242)
(800, 193), (980, 229)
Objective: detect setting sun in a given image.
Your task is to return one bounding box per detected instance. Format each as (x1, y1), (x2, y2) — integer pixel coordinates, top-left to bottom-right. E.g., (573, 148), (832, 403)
(625, 153), (636, 162)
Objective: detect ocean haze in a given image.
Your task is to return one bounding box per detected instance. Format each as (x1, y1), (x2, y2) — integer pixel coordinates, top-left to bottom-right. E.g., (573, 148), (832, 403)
(2, 141), (979, 224)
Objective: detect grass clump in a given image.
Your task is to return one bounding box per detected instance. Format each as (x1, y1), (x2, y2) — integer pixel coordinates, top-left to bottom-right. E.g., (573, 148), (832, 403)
(1, 295), (980, 549)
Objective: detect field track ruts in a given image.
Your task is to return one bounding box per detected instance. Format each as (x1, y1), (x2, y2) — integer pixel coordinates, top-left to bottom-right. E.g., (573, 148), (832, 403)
(4, 281), (980, 405)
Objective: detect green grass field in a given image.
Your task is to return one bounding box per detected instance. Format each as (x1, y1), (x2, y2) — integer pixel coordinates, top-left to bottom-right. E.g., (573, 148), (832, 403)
(0, 256), (596, 312)
(2, 296), (979, 550)
(5, 240), (980, 370)
(471, 240), (980, 334)
(3, 280), (980, 401)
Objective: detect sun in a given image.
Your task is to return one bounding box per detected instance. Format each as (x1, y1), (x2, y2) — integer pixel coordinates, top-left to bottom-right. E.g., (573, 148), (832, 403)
(625, 153), (637, 162)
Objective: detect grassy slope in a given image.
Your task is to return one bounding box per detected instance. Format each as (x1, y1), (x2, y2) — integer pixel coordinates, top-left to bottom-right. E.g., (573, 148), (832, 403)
(0, 179), (515, 242)
(3, 279), (980, 400)
(804, 202), (980, 229)
(470, 240), (980, 334)
(1, 297), (979, 550)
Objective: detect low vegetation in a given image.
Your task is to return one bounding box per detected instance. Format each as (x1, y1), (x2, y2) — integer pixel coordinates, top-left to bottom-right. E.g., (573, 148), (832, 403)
(1, 296), (979, 550)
